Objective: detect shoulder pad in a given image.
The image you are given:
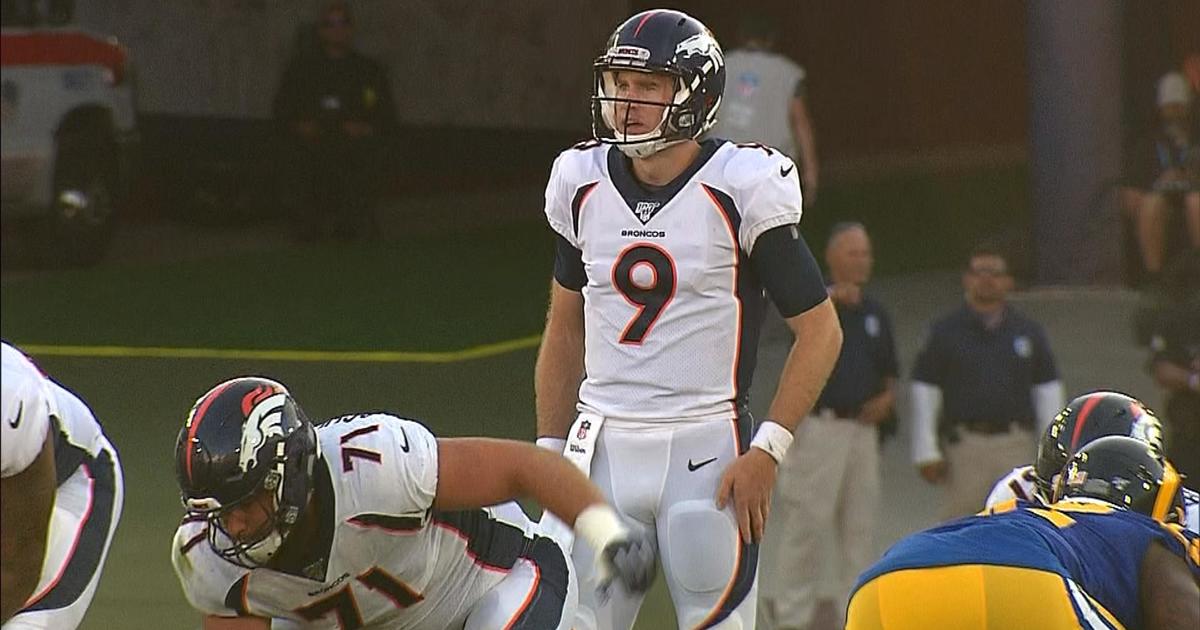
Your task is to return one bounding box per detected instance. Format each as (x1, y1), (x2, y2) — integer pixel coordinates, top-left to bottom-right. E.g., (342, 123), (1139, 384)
(721, 142), (796, 190)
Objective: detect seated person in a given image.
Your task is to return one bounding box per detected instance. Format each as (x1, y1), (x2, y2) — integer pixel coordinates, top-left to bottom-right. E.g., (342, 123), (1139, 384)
(272, 1), (396, 241)
(1124, 72), (1199, 284)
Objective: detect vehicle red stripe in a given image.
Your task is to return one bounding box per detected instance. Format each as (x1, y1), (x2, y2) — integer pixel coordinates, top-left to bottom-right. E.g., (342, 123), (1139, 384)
(185, 381), (236, 483)
(1068, 395), (1104, 451)
(633, 11), (658, 38)
(0, 32), (125, 74)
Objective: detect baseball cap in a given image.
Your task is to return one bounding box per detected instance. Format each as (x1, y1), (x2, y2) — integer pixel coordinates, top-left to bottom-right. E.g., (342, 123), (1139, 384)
(1157, 71), (1192, 107)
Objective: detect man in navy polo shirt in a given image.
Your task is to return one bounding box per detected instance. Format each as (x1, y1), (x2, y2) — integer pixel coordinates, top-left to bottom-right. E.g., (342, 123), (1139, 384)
(759, 223), (898, 630)
(911, 243), (1064, 519)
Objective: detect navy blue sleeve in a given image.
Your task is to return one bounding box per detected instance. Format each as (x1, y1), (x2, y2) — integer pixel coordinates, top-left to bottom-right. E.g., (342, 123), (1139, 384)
(911, 324), (946, 385)
(1030, 324), (1059, 384)
(749, 225), (828, 317)
(874, 305), (900, 378)
(553, 233), (586, 291)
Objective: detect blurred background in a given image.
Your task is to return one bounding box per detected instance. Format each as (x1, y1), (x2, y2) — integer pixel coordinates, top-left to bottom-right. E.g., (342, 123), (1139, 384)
(2, 1), (1198, 628)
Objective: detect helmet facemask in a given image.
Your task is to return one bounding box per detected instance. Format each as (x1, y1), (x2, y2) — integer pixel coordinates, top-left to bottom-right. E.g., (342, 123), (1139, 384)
(187, 424), (317, 569)
(593, 68), (697, 158)
(176, 377), (319, 569)
(589, 21), (724, 159)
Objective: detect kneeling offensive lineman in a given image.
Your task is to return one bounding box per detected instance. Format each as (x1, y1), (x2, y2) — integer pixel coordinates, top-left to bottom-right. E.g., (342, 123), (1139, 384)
(172, 377), (654, 629)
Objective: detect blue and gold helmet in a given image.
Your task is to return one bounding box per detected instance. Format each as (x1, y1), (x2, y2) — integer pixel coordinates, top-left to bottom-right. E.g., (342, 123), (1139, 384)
(1054, 435), (1183, 522)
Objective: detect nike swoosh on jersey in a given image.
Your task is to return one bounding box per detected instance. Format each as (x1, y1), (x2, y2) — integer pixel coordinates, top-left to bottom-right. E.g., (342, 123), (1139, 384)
(687, 457), (717, 472)
(8, 401), (21, 429)
(780, 164), (795, 177)
(398, 426), (410, 452)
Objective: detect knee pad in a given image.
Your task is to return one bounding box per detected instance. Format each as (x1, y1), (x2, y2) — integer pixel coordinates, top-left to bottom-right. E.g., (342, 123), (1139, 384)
(664, 500), (738, 594)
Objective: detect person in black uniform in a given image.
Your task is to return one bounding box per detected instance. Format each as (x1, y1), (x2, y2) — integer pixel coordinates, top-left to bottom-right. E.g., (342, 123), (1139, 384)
(1146, 249), (1200, 479)
(910, 242), (1065, 519)
(759, 222), (898, 630)
(273, 1), (397, 240)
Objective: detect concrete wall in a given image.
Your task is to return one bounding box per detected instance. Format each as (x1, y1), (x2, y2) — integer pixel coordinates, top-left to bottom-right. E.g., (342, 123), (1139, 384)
(78, 0), (625, 129)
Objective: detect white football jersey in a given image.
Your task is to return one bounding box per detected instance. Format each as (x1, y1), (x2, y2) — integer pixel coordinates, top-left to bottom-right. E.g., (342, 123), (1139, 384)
(2, 342), (53, 477)
(545, 140), (803, 420)
(985, 464), (1200, 534)
(172, 413), (540, 629)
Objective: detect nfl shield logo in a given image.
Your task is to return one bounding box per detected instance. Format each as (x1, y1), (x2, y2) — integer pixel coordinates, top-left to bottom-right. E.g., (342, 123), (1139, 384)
(635, 201), (660, 223)
(577, 420), (592, 440)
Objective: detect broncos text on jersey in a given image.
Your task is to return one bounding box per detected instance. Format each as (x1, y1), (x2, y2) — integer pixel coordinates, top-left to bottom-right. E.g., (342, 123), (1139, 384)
(544, 139), (803, 421)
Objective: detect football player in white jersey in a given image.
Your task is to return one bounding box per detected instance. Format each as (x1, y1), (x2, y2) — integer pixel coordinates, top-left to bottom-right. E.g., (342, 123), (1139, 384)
(1, 341), (124, 629)
(984, 390), (1199, 533)
(171, 376), (655, 629)
(534, 9), (842, 630)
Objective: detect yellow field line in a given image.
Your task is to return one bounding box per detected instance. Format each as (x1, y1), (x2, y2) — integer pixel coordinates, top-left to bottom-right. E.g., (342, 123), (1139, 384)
(18, 335), (542, 363)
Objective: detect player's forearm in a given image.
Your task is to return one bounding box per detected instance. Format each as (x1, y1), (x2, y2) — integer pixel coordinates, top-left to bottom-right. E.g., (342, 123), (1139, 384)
(1, 567), (37, 622)
(534, 323), (585, 439)
(0, 438), (55, 622)
(766, 299), (842, 432)
(1140, 541), (1200, 630)
(518, 446), (607, 524)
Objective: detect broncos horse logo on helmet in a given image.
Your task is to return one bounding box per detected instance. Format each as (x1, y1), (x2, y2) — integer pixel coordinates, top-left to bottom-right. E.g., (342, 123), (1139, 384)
(174, 376), (318, 568)
(1033, 391), (1165, 501)
(1054, 435), (1184, 522)
(591, 9), (725, 158)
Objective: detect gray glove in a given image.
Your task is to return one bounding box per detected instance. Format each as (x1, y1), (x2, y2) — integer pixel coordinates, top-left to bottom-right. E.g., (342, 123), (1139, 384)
(598, 531), (657, 598)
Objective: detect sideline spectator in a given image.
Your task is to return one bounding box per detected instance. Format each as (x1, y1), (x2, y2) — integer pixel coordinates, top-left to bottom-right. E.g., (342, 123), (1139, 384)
(911, 243), (1065, 519)
(1146, 249), (1200, 479)
(1124, 72), (1199, 283)
(758, 223), (898, 630)
(710, 13), (819, 208)
(273, 1), (396, 241)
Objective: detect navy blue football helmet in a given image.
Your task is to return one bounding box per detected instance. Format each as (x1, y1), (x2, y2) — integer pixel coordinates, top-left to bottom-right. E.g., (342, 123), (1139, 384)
(1054, 435), (1182, 522)
(175, 377), (318, 567)
(1033, 391), (1164, 500)
(592, 9), (725, 158)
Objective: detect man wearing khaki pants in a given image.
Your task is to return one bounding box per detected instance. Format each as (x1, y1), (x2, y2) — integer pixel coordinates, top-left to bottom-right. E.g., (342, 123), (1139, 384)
(759, 223), (898, 630)
(911, 242), (1065, 519)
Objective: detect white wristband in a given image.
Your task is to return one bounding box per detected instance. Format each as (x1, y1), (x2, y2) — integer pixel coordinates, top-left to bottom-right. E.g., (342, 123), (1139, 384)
(575, 504), (628, 553)
(536, 436), (567, 453)
(750, 420), (794, 463)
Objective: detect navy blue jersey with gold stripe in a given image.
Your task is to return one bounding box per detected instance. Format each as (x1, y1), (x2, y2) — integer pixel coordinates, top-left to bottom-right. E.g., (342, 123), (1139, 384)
(855, 499), (1200, 630)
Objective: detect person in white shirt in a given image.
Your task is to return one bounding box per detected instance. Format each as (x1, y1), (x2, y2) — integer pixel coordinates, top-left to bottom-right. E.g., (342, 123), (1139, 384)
(711, 12), (819, 208)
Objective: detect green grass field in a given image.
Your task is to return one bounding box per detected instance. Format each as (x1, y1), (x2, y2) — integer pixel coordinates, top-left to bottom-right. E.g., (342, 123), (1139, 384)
(1, 164), (1028, 628)
(2, 221), (693, 628)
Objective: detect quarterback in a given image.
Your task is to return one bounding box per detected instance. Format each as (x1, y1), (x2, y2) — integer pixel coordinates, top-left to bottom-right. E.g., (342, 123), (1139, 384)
(172, 377), (655, 629)
(534, 8), (842, 629)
